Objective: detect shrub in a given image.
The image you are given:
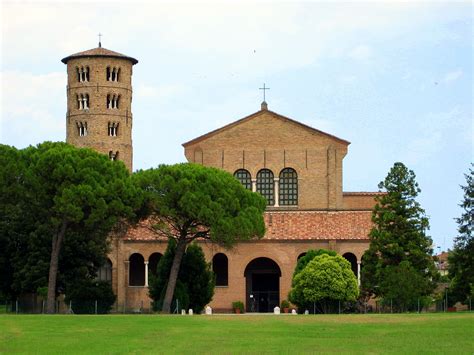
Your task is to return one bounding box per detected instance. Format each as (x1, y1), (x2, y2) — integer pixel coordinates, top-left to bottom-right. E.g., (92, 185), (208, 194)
(280, 300), (290, 309)
(232, 301), (244, 313)
(65, 280), (116, 314)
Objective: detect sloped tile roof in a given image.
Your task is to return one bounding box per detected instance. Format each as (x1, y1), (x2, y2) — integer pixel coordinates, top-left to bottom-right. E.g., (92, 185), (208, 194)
(124, 210), (372, 242)
(61, 47), (138, 64)
(182, 109), (350, 147)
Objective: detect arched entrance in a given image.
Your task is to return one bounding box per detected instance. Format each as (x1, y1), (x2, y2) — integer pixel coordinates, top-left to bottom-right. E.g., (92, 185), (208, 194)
(343, 252), (358, 278)
(244, 257), (281, 313)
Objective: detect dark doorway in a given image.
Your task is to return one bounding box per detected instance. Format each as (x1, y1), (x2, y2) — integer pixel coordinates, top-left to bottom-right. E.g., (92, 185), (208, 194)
(343, 252), (358, 278)
(244, 257), (281, 313)
(129, 253), (145, 286)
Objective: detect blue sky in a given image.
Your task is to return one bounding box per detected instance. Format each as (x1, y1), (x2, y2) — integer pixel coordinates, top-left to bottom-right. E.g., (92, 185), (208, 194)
(1, 1), (472, 252)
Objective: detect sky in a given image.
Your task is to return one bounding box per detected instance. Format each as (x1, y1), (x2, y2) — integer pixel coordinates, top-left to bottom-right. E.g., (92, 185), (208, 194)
(1, 0), (472, 252)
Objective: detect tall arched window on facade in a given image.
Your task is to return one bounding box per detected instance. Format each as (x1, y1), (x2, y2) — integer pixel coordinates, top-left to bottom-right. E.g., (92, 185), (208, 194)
(129, 253), (145, 286)
(257, 169), (274, 205)
(213, 253), (228, 286)
(234, 169), (252, 190)
(279, 168), (298, 206)
(97, 259), (112, 283)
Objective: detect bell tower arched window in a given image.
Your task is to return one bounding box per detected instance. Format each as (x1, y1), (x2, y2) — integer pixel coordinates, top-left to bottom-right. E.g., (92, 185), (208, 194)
(109, 151), (119, 161)
(234, 169), (252, 190)
(76, 94), (89, 110)
(107, 94), (120, 109)
(279, 168), (298, 205)
(107, 67), (121, 82)
(76, 66), (90, 82)
(76, 121), (87, 136)
(108, 122), (119, 136)
(257, 169), (274, 205)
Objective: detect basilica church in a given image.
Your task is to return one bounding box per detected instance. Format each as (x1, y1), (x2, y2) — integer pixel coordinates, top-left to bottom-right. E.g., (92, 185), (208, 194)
(62, 45), (380, 313)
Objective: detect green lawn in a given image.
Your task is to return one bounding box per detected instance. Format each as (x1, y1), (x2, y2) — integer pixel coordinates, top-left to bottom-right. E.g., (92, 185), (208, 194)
(1, 313), (473, 354)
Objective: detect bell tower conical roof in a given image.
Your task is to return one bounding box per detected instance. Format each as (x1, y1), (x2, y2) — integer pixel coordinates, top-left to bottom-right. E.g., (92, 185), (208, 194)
(61, 46), (138, 65)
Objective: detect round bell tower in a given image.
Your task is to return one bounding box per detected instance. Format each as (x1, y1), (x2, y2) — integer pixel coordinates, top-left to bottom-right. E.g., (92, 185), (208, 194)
(62, 42), (138, 172)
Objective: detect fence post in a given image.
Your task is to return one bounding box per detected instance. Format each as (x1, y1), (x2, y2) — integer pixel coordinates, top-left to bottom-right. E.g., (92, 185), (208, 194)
(95, 300), (98, 315)
(390, 299), (393, 313)
(417, 298), (420, 313)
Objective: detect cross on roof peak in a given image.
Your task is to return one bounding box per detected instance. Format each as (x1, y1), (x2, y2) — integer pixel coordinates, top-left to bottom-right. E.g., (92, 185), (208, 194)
(259, 83), (270, 102)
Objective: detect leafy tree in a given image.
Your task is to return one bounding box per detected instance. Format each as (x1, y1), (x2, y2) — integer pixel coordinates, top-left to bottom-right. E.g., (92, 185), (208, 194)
(289, 253), (358, 313)
(0, 145), (27, 300)
(0, 142), (140, 313)
(361, 162), (436, 309)
(379, 261), (432, 312)
(448, 165), (474, 304)
(292, 249), (337, 278)
(134, 163), (266, 313)
(149, 240), (215, 314)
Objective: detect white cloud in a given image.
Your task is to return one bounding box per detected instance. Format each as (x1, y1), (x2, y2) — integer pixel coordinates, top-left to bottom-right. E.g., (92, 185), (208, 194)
(0, 71), (66, 146)
(403, 107), (468, 165)
(443, 69), (463, 83)
(348, 45), (373, 61)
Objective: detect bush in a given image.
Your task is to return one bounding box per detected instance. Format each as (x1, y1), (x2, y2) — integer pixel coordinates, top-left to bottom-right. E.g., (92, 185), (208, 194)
(232, 301), (244, 313)
(289, 253), (358, 313)
(65, 280), (116, 314)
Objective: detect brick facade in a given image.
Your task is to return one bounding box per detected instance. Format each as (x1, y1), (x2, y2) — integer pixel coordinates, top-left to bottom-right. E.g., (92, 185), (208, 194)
(63, 46), (379, 313)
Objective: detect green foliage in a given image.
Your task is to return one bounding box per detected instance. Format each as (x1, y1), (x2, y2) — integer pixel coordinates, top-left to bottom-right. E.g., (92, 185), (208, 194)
(289, 253), (358, 313)
(0, 142), (140, 306)
(232, 301), (244, 313)
(149, 240), (215, 314)
(379, 261), (432, 312)
(134, 163), (266, 313)
(361, 162), (436, 308)
(280, 300), (290, 309)
(64, 279), (116, 314)
(293, 249), (337, 279)
(134, 163), (266, 246)
(448, 165), (474, 304)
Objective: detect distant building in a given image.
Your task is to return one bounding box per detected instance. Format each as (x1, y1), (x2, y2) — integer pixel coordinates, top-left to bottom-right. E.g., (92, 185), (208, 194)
(62, 45), (380, 313)
(435, 251), (450, 276)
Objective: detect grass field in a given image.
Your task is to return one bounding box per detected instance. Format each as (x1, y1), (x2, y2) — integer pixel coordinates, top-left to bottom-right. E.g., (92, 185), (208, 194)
(1, 313), (473, 354)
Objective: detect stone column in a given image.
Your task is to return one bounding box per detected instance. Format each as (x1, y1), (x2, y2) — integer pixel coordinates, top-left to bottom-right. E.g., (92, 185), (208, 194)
(251, 178), (257, 193)
(357, 261), (361, 287)
(274, 178), (280, 207)
(144, 261), (149, 287)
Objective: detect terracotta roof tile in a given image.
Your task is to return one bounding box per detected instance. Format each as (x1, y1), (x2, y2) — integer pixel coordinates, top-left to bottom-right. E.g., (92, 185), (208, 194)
(124, 210), (372, 242)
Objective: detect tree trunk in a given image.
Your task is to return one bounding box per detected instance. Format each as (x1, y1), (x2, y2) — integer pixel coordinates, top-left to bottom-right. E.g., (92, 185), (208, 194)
(46, 221), (67, 314)
(162, 237), (187, 314)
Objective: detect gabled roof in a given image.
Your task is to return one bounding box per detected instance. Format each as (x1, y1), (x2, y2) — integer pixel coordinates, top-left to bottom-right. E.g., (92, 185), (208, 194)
(61, 46), (138, 65)
(182, 107), (350, 147)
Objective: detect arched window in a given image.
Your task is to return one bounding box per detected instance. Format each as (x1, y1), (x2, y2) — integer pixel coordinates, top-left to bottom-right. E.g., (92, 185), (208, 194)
(108, 122), (119, 136)
(279, 168), (298, 206)
(76, 121), (87, 136)
(129, 253), (145, 286)
(148, 252), (163, 277)
(257, 169), (274, 205)
(213, 253), (228, 286)
(234, 169), (252, 190)
(109, 151), (119, 161)
(97, 259), (112, 282)
(297, 252), (307, 260)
